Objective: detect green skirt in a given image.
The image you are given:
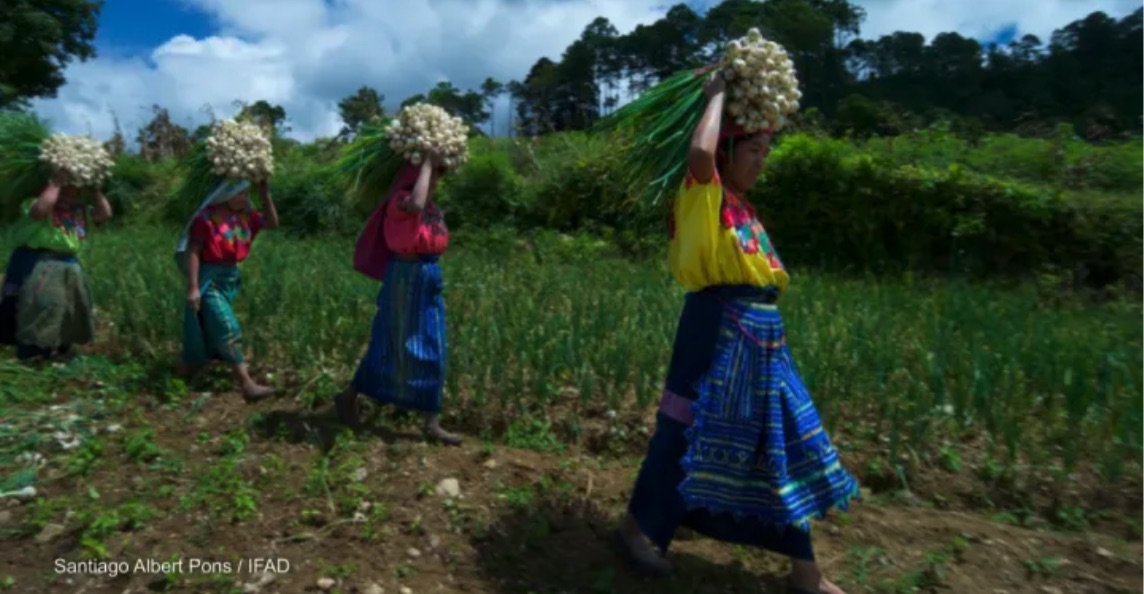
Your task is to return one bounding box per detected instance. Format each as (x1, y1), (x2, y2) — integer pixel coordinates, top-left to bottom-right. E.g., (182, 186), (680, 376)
(182, 263), (244, 366)
(11, 252), (95, 351)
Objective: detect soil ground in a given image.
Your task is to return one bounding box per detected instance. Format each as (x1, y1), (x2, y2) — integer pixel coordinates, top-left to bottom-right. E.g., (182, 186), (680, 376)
(0, 351), (1140, 594)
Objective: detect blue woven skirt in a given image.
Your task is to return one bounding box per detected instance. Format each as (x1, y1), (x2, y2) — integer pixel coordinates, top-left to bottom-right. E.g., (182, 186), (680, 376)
(352, 257), (446, 414)
(627, 285), (859, 559)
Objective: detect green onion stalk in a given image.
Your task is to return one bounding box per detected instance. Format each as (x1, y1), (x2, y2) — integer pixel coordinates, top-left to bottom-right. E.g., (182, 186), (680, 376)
(332, 117), (404, 216)
(593, 62), (723, 209)
(168, 139), (227, 222)
(0, 110), (51, 222)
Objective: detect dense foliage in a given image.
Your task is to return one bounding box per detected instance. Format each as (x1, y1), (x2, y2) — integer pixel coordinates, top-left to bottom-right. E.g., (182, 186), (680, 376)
(84, 126), (1142, 295)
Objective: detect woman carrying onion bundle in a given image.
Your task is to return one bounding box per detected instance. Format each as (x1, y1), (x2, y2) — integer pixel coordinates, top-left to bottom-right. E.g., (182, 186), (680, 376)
(173, 119), (278, 401)
(0, 119), (115, 361)
(0, 180), (112, 360)
(599, 30), (859, 594)
(176, 180), (279, 400)
(334, 103), (467, 446)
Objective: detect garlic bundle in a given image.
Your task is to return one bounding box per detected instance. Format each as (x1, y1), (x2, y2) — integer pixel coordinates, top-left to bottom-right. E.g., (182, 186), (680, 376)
(720, 28), (802, 133)
(38, 134), (115, 187)
(205, 119), (274, 181)
(383, 103), (469, 170)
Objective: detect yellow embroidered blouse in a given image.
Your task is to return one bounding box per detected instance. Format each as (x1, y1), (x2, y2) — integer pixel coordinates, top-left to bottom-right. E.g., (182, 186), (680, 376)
(667, 169), (789, 295)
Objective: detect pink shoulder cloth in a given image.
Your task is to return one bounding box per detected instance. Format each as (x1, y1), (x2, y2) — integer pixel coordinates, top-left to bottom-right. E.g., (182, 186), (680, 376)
(352, 163), (420, 281)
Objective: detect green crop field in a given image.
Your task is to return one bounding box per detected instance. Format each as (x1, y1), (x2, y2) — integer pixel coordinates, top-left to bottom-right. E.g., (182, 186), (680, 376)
(1, 224), (1141, 593)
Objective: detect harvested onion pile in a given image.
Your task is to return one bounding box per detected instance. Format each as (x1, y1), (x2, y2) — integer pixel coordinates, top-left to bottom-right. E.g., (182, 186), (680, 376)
(721, 28), (802, 133)
(205, 119), (273, 181)
(38, 134), (114, 187)
(383, 103), (469, 170)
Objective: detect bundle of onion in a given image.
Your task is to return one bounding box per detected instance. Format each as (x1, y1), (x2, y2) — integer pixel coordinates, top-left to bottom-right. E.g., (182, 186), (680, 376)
(335, 104), (471, 215)
(170, 118), (275, 221)
(722, 28), (801, 133)
(38, 133), (115, 188)
(594, 28), (802, 207)
(382, 103), (469, 170)
(205, 119), (274, 181)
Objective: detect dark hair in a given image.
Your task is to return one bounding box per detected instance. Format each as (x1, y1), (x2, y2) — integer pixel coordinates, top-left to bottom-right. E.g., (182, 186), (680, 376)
(716, 131), (773, 174)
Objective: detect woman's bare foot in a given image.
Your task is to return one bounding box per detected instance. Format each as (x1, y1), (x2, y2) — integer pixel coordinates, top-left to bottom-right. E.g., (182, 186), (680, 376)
(241, 383), (276, 402)
(615, 513), (671, 575)
(423, 414), (462, 446)
(233, 363), (275, 401)
(788, 560), (847, 594)
(818, 578), (846, 594)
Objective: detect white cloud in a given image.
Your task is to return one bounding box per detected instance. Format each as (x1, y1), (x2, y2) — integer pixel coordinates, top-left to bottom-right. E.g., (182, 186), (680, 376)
(31, 0), (1139, 143)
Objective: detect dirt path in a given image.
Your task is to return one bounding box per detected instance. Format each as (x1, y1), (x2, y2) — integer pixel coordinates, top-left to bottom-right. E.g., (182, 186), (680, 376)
(0, 372), (1141, 594)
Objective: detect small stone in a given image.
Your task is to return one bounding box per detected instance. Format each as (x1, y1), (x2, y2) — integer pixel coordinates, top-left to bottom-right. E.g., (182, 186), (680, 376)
(364, 584), (385, 594)
(482, 459), (497, 470)
(400, 587), (412, 594)
(317, 577), (335, 590)
(353, 512), (368, 523)
(407, 547), (421, 558)
(434, 478), (460, 499)
(428, 534), (441, 549)
(350, 468), (368, 482)
(1096, 547), (1113, 558)
(34, 523), (66, 543)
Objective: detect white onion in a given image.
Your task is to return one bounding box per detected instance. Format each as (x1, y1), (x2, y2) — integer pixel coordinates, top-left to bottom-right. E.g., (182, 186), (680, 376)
(38, 134), (115, 187)
(718, 27), (801, 133)
(205, 119), (274, 182)
(383, 102), (470, 171)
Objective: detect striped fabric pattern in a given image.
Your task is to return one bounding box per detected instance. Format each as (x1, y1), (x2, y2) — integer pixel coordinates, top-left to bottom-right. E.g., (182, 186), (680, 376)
(353, 258), (447, 413)
(678, 299), (859, 530)
(182, 263), (245, 365)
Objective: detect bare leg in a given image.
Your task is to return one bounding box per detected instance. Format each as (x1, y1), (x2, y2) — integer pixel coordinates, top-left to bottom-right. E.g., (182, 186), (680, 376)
(422, 413), (462, 445)
(232, 362), (275, 401)
(615, 512), (672, 575)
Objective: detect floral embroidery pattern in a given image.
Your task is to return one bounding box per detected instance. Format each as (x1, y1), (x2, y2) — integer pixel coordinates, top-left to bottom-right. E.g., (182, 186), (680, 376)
(52, 206), (86, 240)
(720, 190), (784, 270)
(207, 207), (254, 251)
(396, 193), (449, 239)
(420, 201), (448, 238)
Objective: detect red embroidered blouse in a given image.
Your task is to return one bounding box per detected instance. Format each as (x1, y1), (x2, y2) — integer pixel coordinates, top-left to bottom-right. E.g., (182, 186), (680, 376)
(385, 192), (449, 256)
(189, 204), (265, 263)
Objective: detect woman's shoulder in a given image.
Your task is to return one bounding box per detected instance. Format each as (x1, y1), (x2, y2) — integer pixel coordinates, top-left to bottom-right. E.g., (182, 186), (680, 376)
(680, 168), (723, 194)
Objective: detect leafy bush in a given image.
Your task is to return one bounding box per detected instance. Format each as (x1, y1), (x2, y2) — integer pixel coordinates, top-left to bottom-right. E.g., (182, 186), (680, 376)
(437, 147), (524, 229)
(16, 129), (1138, 292)
(104, 154), (177, 224)
(756, 133), (1142, 291)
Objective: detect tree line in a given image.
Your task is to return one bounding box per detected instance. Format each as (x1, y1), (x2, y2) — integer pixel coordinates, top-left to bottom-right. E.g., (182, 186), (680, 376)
(506, 1), (1141, 139)
(3, 0), (1140, 163)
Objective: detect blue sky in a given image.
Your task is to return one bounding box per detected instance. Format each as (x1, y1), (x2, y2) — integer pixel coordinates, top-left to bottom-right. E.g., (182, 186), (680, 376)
(34, 0), (1140, 142)
(93, 0), (214, 57)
